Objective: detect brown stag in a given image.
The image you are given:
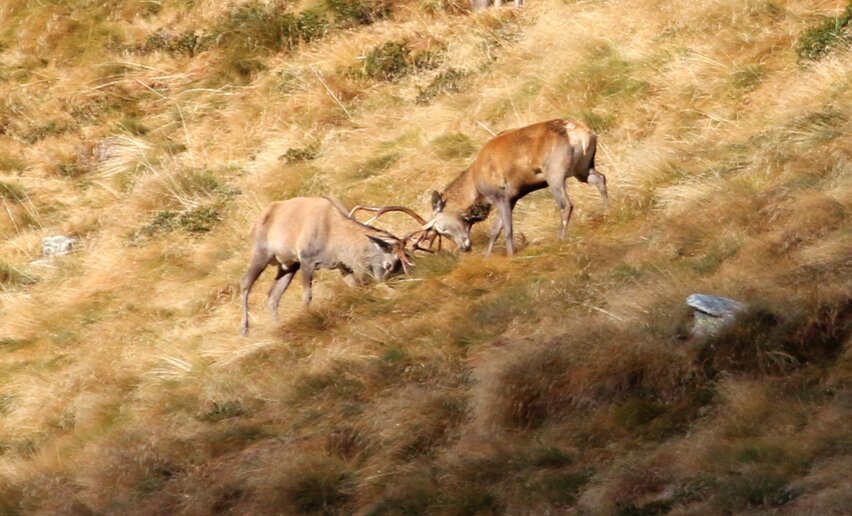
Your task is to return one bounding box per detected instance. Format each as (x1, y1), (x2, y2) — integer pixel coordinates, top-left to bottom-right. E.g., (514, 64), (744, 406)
(426, 118), (608, 255)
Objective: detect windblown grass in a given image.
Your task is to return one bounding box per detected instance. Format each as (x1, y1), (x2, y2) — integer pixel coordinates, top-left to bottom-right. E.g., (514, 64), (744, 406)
(0, 0), (849, 513)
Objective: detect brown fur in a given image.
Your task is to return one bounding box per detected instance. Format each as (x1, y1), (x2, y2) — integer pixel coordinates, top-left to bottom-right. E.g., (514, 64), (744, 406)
(431, 118), (608, 255)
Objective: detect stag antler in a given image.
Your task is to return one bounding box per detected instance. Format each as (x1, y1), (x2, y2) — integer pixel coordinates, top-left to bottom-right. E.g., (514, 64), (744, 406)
(401, 228), (442, 254)
(348, 205), (428, 226)
(348, 205), (441, 256)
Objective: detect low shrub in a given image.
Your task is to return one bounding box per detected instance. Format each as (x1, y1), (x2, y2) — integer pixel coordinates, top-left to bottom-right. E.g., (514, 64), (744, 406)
(281, 144), (320, 163)
(135, 205), (221, 239)
(357, 41), (441, 82)
(326, 0), (392, 25)
(416, 68), (470, 104)
(796, 5), (852, 61)
(0, 261), (35, 288)
(0, 181), (26, 202)
(698, 297), (852, 376)
(431, 132), (476, 160)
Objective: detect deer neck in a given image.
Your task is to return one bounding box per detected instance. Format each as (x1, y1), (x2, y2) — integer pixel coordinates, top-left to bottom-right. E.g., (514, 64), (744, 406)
(443, 168), (486, 213)
(443, 169), (490, 222)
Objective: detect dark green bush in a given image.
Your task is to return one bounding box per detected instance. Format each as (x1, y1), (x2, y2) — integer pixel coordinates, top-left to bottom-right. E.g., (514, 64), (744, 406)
(326, 0), (391, 25)
(357, 41), (441, 82)
(796, 4), (852, 61)
(416, 68), (469, 104)
(281, 145), (319, 163)
(56, 161), (84, 178)
(199, 401), (247, 423)
(137, 205), (221, 238)
(361, 41), (411, 81)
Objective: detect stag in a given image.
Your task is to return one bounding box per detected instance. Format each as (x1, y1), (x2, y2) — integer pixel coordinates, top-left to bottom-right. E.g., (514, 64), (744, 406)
(426, 118), (608, 255)
(239, 197), (421, 336)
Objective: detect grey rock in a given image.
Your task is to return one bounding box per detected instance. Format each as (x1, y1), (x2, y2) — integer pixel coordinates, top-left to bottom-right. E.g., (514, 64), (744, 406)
(42, 235), (77, 257)
(687, 293), (745, 317)
(686, 293), (746, 339)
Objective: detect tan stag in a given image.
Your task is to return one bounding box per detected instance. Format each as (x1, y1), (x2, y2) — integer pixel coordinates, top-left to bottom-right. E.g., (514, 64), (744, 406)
(239, 197), (420, 335)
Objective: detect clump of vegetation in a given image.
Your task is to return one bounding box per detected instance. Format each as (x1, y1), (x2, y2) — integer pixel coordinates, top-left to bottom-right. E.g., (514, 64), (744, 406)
(0, 261), (35, 288)
(352, 152), (400, 178)
(135, 205), (221, 239)
(138, 28), (205, 56)
(796, 4), (852, 61)
(199, 401), (248, 423)
(698, 299), (851, 376)
(416, 68), (469, 104)
(420, 0), (470, 15)
(211, 2), (330, 82)
(732, 63), (766, 91)
(0, 180), (26, 203)
(22, 120), (69, 144)
(356, 41), (441, 82)
(281, 144), (320, 163)
(326, 0), (392, 25)
(0, 154), (25, 172)
(117, 116), (149, 136)
(431, 132), (476, 160)
(213, 2), (329, 54)
(574, 44), (649, 100)
(272, 457), (354, 513)
(55, 161), (84, 178)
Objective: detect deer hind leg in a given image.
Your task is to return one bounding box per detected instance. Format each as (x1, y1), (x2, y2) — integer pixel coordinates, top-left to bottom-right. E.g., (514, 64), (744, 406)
(267, 263), (300, 321)
(240, 252), (271, 336)
(548, 181), (574, 240)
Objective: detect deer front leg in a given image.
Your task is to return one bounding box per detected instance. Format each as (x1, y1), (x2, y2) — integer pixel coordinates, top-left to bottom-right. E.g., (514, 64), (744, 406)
(300, 263), (315, 306)
(486, 217), (503, 256)
(341, 270), (357, 288)
(495, 198), (514, 256)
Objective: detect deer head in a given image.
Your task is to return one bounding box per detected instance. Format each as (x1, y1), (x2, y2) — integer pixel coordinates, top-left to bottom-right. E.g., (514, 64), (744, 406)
(424, 191), (472, 252)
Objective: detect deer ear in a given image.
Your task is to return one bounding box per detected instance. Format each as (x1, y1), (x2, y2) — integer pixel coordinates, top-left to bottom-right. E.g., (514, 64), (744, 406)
(367, 235), (395, 253)
(431, 191), (445, 212)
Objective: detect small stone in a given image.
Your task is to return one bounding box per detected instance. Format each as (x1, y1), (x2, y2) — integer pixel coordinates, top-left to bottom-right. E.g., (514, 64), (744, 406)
(687, 294), (745, 317)
(686, 293), (746, 339)
(42, 235), (77, 257)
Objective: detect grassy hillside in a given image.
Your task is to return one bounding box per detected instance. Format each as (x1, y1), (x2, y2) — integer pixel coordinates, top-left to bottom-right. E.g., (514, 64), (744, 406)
(0, 0), (850, 513)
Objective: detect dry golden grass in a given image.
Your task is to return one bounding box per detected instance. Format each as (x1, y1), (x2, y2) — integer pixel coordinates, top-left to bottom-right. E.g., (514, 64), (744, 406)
(0, 0), (850, 513)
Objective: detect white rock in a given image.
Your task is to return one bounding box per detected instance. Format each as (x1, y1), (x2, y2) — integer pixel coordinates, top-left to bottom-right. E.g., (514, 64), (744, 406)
(42, 235), (77, 257)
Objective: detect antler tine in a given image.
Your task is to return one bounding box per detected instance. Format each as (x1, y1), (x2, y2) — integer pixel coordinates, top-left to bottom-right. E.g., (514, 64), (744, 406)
(348, 205), (378, 219)
(402, 228), (442, 254)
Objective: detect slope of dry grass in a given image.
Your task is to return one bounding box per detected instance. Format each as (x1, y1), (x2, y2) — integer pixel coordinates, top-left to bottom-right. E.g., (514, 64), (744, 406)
(0, 0), (850, 513)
